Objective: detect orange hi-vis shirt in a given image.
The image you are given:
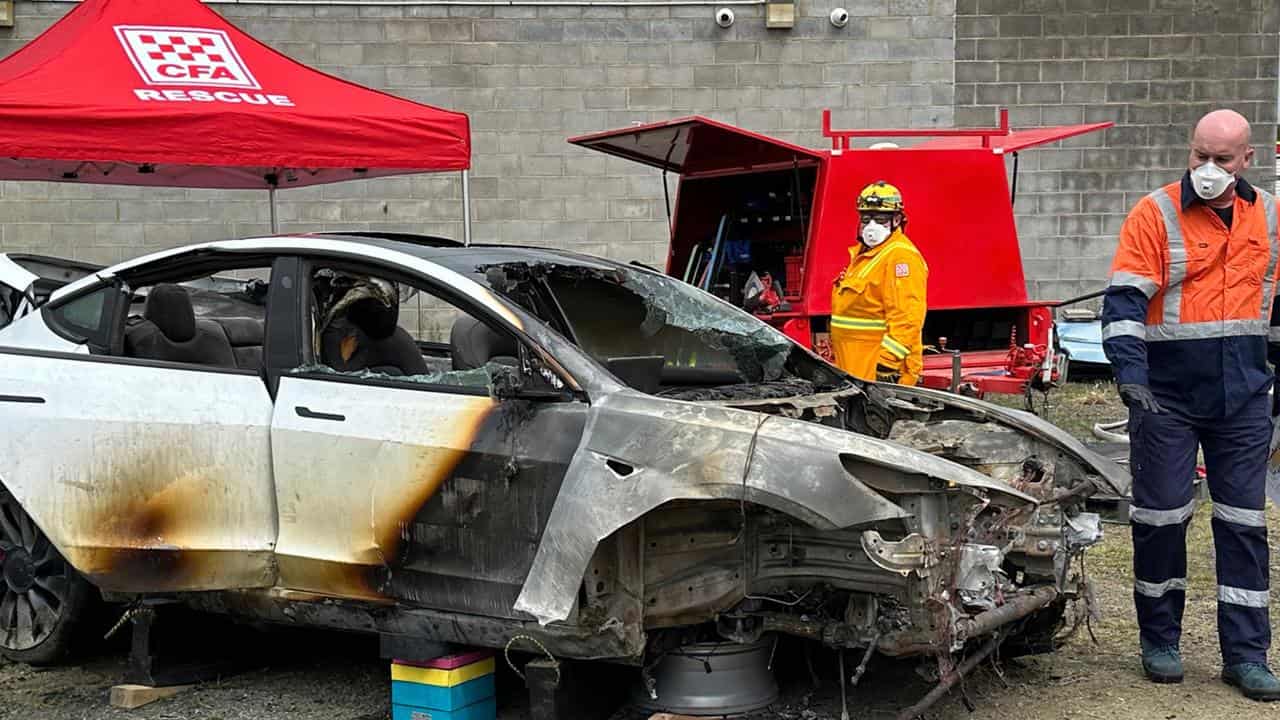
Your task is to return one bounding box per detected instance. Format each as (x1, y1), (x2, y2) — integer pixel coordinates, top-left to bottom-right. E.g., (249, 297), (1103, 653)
(829, 229), (929, 385)
(1101, 176), (1280, 418)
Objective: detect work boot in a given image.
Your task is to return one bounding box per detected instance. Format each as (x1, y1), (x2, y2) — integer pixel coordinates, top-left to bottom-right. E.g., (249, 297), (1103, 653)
(1141, 645), (1184, 683)
(1223, 663), (1280, 701)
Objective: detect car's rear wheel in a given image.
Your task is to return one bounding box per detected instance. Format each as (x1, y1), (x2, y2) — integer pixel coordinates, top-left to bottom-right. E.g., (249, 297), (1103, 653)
(0, 487), (94, 665)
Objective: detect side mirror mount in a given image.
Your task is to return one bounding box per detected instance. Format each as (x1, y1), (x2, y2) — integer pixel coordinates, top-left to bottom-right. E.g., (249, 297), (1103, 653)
(490, 345), (576, 401)
(489, 363), (525, 400)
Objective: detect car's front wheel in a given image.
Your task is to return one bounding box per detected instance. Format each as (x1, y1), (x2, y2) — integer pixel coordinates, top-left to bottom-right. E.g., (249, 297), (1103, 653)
(0, 487), (95, 665)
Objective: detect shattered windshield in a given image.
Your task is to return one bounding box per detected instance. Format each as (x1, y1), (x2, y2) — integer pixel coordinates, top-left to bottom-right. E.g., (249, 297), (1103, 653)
(487, 263), (797, 385)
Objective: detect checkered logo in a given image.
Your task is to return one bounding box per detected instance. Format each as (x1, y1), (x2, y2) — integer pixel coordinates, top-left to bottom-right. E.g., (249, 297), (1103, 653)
(114, 25), (260, 89)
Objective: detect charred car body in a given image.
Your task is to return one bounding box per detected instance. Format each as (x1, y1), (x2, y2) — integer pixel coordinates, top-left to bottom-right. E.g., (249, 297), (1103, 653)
(0, 235), (1126, 682)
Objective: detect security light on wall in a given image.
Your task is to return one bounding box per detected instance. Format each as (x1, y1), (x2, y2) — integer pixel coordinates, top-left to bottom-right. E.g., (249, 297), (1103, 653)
(0, 2), (14, 28)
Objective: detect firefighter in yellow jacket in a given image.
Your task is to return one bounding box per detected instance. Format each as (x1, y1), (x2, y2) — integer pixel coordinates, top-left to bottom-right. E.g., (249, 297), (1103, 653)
(830, 181), (929, 385)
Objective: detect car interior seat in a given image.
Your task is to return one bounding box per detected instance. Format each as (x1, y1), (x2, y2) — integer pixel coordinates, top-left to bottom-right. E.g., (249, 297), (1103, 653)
(124, 284), (236, 367)
(215, 318), (265, 370)
(320, 297), (428, 376)
(450, 315), (519, 370)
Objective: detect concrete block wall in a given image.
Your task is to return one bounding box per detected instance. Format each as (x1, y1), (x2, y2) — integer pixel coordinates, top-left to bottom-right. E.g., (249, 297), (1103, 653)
(957, 0), (1280, 302)
(0, 0), (1276, 302)
(0, 0), (955, 268)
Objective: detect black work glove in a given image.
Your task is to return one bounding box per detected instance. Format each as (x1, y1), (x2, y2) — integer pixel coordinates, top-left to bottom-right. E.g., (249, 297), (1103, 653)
(1117, 383), (1164, 414)
(875, 364), (901, 384)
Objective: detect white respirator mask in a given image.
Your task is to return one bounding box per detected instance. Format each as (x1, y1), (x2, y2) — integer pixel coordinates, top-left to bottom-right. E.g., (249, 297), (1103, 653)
(1190, 161), (1235, 201)
(861, 220), (891, 247)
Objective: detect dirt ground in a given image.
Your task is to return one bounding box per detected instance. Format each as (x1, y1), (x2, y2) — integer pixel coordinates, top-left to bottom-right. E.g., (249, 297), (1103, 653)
(4, 379), (1280, 720)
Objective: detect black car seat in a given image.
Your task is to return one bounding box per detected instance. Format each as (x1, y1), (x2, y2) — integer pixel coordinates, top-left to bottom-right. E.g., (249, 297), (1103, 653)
(124, 284), (236, 367)
(216, 318), (265, 370)
(320, 297), (428, 376)
(450, 315), (519, 370)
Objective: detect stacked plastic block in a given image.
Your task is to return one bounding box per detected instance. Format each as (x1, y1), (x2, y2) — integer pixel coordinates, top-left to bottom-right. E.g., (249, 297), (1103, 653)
(391, 650), (496, 720)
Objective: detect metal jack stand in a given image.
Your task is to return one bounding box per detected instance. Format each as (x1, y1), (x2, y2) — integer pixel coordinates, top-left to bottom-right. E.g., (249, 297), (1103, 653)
(123, 599), (244, 687)
(524, 655), (627, 720)
(526, 658), (566, 720)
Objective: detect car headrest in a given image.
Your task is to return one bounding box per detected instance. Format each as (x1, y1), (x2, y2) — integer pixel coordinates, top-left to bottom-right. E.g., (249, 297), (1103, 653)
(450, 315), (518, 370)
(144, 284), (196, 342)
(346, 297), (399, 340)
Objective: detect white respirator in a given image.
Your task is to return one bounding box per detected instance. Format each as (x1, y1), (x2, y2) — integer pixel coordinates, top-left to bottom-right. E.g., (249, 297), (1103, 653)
(1190, 161), (1235, 200)
(861, 221), (891, 247)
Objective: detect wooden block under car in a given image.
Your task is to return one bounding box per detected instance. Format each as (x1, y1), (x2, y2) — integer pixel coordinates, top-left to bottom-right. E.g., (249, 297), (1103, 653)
(391, 651), (496, 720)
(109, 683), (193, 709)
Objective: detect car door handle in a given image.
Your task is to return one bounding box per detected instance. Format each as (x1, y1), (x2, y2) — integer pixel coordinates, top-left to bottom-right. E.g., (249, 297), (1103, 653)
(0, 394), (44, 404)
(295, 406), (345, 422)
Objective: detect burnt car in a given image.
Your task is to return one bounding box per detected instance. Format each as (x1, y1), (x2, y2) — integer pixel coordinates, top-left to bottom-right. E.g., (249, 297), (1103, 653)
(0, 234), (1127, 679)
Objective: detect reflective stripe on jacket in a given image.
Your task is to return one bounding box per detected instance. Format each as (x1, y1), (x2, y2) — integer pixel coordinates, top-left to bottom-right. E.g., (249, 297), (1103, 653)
(830, 230), (928, 383)
(1101, 175), (1280, 418)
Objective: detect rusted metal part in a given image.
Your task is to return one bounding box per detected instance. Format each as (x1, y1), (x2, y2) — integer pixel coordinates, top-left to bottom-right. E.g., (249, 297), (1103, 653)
(954, 586), (1058, 642)
(895, 633), (1003, 720)
(877, 635), (943, 657)
(753, 523), (912, 596)
(758, 611), (864, 648)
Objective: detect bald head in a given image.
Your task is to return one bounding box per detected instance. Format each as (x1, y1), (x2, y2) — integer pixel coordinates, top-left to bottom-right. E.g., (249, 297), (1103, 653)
(1193, 109), (1251, 149)
(1188, 109), (1254, 206)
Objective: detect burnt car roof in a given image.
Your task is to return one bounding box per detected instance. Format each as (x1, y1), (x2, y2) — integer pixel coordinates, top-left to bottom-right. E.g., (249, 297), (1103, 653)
(304, 233), (624, 282)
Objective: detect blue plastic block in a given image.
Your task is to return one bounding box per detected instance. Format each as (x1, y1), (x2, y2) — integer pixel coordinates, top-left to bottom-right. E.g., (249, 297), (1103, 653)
(391, 676), (495, 710)
(392, 697), (496, 720)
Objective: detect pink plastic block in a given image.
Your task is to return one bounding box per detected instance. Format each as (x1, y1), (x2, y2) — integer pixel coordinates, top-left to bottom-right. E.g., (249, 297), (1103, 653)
(393, 650), (493, 670)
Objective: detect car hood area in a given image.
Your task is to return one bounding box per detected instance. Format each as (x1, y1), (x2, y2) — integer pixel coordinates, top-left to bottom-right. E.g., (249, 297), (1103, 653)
(515, 379), (1126, 629)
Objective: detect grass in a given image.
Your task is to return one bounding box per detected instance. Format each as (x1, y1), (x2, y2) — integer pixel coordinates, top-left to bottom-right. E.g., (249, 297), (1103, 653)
(986, 379), (1128, 444)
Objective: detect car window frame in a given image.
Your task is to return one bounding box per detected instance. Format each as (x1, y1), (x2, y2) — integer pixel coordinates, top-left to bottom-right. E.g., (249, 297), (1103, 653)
(285, 255), (559, 399)
(34, 252), (284, 378)
(41, 279), (126, 355)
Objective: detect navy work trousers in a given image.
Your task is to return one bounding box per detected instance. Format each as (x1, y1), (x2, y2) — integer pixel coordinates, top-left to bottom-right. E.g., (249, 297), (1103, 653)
(1129, 391), (1271, 666)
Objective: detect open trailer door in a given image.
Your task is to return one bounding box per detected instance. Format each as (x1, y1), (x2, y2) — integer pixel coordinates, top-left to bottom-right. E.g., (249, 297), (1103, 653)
(569, 116), (823, 176)
(573, 117), (827, 315)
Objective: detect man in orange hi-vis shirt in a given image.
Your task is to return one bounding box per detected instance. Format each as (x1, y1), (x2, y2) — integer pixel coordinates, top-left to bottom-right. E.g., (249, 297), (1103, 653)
(829, 181), (928, 385)
(1102, 109), (1280, 700)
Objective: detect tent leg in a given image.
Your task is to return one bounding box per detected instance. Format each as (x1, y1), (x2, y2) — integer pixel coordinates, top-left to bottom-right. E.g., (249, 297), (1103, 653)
(269, 187), (279, 235)
(461, 169), (472, 247)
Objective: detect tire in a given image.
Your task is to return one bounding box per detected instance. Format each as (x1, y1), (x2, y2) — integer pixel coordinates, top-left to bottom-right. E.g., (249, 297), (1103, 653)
(0, 486), (96, 665)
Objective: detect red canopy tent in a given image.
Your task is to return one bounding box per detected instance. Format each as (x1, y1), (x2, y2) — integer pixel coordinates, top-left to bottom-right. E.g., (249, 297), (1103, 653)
(0, 0), (473, 239)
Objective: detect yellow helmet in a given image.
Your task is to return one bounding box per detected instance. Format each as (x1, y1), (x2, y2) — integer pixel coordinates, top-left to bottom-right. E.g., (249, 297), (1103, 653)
(856, 181), (904, 213)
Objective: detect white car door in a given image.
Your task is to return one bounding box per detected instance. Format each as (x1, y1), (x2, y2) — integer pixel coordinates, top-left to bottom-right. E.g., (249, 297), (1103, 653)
(269, 259), (585, 618)
(0, 279), (278, 594)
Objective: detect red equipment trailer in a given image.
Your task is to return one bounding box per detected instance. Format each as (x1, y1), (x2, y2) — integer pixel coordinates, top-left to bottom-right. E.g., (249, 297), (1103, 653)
(570, 110), (1112, 404)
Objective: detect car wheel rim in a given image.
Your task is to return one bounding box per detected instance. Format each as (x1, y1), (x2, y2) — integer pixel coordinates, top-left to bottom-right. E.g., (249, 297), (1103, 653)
(0, 490), (68, 652)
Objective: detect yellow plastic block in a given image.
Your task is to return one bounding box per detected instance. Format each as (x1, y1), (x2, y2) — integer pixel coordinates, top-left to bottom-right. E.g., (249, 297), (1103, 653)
(391, 657), (495, 687)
